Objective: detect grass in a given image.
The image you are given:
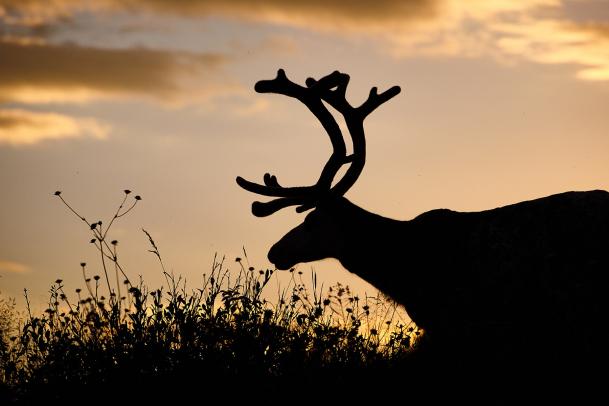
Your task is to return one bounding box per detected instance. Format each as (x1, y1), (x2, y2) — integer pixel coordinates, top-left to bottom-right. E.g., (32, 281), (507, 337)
(0, 190), (419, 404)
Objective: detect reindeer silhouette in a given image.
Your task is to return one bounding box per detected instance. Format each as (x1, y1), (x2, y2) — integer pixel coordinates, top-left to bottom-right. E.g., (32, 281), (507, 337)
(237, 70), (609, 368)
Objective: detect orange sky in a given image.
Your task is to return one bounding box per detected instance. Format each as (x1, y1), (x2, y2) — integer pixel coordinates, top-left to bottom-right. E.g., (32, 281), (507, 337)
(1, 0), (608, 309)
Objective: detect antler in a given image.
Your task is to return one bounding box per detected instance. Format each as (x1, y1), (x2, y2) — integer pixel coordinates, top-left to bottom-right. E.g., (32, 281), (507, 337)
(236, 69), (400, 217)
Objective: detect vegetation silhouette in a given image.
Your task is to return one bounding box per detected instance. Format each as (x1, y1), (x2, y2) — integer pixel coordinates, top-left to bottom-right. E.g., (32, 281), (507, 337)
(0, 191), (416, 404)
(237, 70), (609, 381)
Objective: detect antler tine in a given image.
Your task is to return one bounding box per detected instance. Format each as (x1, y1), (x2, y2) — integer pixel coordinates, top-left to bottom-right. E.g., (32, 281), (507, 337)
(251, 197), (315, 217)
(236, 176), (314, 198)
(357, 85), (402, 118)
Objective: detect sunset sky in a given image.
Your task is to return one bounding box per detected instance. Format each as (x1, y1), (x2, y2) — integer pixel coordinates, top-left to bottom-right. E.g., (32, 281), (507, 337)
(1, 0), (608, 309)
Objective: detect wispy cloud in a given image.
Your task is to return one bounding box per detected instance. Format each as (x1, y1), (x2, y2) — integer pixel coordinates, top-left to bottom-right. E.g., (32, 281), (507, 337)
(493, 19), (609, 81)
(0, 108), (108, 146)
(0, 259), (31, 274)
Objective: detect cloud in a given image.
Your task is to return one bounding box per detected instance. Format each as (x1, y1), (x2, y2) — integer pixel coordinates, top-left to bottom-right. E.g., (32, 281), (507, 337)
(144, 0), (609, 82)
(0, 0), (440, 29)
(137, 0), (441, 31)
(230, 35), (299, 56)
(0, 259), (31, 274)
(0, 10), (234, 147)
(374, 1), (609, 82)
(0, 108), (108, 146)
(493, 20), (609, 81)
(0, 40), (229, 105)
(2, 0), (608, 83)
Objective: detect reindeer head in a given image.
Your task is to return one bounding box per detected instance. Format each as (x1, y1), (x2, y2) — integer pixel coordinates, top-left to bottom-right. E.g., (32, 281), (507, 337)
(237, 69), (400, 270)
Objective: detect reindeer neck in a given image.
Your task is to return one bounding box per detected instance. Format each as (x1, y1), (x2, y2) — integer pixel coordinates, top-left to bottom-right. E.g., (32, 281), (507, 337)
(332, 199), (408, 283)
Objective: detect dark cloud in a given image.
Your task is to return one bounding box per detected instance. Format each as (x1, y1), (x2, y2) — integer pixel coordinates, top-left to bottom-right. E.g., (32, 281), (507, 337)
(0, 0), (441, 28)
(0, 40), (228, 103)
(136, 0), (441, 27)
